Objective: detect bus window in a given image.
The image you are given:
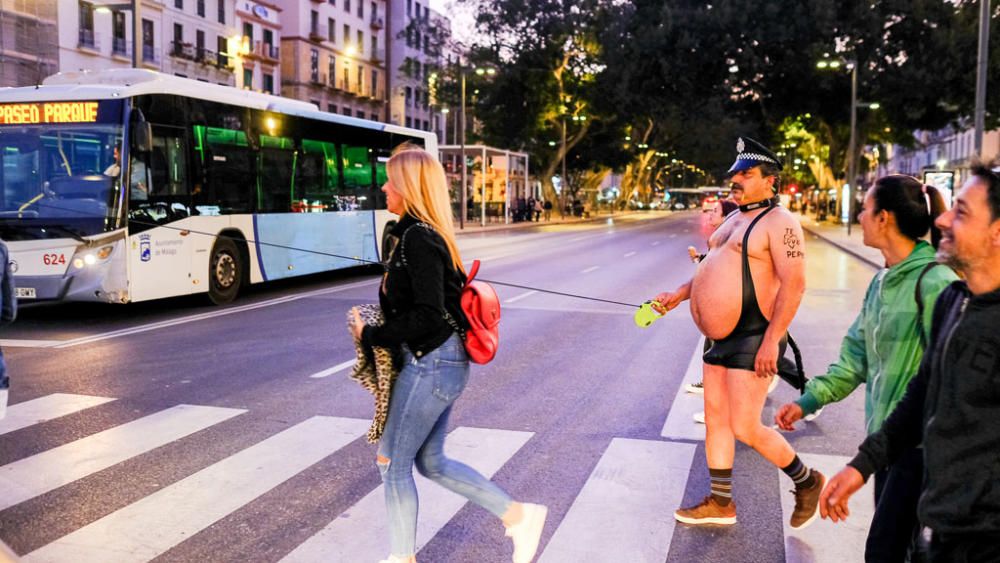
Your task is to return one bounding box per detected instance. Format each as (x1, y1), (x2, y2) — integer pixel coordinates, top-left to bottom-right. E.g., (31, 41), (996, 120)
(149, 127), (189, 198)
(259, 134), (295, 212)
(203, 126), (254, 214)
(342, 144), (374, 210)
(298, 139), (340, 212)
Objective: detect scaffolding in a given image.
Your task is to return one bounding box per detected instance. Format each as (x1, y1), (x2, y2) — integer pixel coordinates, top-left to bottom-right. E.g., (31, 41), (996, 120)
(0, 0), (59, 88)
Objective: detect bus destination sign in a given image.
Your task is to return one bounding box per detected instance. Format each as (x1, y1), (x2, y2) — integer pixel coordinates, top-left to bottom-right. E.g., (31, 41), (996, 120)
(0, 101), (100, 125)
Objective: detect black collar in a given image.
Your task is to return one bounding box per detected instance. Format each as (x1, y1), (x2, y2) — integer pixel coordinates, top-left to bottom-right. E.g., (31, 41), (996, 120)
(739, 196), (780, 213)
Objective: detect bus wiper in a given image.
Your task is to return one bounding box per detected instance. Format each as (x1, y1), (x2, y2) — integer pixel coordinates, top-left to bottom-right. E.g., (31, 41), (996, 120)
(38, 224), (87, 243)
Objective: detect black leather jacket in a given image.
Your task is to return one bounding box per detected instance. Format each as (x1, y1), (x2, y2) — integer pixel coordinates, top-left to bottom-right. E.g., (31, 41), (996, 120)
(361, 214), (467, 358)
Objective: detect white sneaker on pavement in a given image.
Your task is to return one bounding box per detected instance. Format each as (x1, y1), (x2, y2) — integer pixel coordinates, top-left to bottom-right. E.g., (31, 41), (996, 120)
(803, 407), (824, 422)
(506, 503), (548, 563)
(378, 556), (410, 563)
(685, 381), (704, 394)
(693, 411), (705, 424)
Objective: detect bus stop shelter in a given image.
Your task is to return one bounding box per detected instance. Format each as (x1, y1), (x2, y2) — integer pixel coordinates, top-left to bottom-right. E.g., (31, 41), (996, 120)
(439, 145), (531, 228)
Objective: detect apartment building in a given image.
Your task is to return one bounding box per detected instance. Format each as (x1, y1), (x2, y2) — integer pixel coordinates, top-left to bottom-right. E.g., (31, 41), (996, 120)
(276, 0), (386, 121)
(234, 0), (282, 93)
(388, 0), (452, 139)
(0, 0), (59, 87)
(57, 0), (236, 86)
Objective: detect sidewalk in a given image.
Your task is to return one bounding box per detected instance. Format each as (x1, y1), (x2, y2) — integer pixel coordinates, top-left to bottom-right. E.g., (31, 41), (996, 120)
(796, 213), (884, 269)
(454, 210), (647, 235)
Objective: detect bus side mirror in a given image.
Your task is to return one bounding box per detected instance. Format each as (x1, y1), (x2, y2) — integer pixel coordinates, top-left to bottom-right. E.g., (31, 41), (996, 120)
(131, 121), (153, 153)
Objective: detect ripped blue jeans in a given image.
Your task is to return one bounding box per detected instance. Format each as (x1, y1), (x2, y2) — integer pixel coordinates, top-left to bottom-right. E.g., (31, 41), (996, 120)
(377, 333), (513, 557)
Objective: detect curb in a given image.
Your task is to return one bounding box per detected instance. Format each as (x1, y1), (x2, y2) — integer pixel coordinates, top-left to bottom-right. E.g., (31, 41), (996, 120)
(454, 211), (645, 236)
(800, 224), (882, 270)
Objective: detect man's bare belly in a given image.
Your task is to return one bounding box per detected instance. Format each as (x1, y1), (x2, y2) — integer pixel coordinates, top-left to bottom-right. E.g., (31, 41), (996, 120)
(690, 243), (779, 340)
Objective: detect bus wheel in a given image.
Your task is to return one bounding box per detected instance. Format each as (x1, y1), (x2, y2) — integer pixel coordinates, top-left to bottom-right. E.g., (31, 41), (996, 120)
(208, 238), (242, 304)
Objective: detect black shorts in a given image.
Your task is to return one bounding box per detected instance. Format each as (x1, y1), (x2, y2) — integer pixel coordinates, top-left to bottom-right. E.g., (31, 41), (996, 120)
(703, 332), (788, 373)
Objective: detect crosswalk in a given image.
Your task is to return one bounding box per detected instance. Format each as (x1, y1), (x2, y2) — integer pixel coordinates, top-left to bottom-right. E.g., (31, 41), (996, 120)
(0, 392), (869, 562)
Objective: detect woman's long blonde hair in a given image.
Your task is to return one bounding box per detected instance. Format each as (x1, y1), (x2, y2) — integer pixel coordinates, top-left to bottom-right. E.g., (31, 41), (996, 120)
(387, 146), (465, 274)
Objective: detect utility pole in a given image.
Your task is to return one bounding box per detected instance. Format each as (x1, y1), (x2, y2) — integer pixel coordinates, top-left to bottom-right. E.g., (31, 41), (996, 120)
(132, 0), (141, 68)
(459, 70), (466, 230)
(846, 61), (858, 236)
(975, 0), (991, 156)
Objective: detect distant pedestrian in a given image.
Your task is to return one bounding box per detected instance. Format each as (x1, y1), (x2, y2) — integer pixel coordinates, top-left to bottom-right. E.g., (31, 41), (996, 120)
(775, 175), (956, 562)
(534, 198), (543, 222)
(820, 161), (1000, 562)
(348, 146), (547, 563)
(543, 200), (552, 221)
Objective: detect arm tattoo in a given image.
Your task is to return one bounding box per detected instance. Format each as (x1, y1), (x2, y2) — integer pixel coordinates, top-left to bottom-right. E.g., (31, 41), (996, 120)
(783, 228), (804, 258)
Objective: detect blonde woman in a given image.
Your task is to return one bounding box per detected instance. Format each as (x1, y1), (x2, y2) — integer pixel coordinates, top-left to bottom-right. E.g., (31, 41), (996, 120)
(349, 147), (547, 563)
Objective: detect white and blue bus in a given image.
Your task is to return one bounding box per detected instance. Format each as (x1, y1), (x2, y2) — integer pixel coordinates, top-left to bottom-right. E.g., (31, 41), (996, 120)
(0, 69), (434, 304)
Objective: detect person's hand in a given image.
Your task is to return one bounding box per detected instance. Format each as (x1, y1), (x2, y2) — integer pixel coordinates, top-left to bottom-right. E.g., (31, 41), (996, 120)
(652, 291), (683, 314)
(754, 338), (780, 378)
(774, 403), (804, 431)
(349, 308), (364, 341)
(820, 466), (865, 523)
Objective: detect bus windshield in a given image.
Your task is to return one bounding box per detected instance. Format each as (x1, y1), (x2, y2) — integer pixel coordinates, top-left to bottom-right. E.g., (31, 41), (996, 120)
(0, 121), (123, 241)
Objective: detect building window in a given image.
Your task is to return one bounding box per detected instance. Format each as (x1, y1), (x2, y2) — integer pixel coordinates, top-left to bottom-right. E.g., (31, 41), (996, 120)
(371, 2), (377, 20)
(175, 0), (183, 9)
(328, 18), (335, 42)
(328, 103), (337, 113)
(344, 24), (350, 48)
(112, 11), (126, 54)
(310, 10), (319, 35)
(197, 0), (205, 17)
(196, 29), (205, 60)
(263, 73), (274, 94)
(243, 68), (252, 89)
(217, 35), (228, 66)
(217, 0), (225, 24)
(263, 29), (274, 54)
(405, 86), (412, 107)
(357, 30), (363, 53)
(310, 49), (319, 82)
(405, 117), (412, 128)
(345, 0), (351, 13)
(328, 0), (335, 5)
(328, 56), (336, 86)
(343, 107), (352, 116)
(243, 22), (253, 43)
(142, 19), (155, 61)
(357, 65), (363, 93)
(371, 35), (377, 58)
(173, 23), (183, 55)
(371, 69), (378, 97)
(407, 0), (412, 16)
(78, 1), (95, 48)
(358, 0), (363, 18)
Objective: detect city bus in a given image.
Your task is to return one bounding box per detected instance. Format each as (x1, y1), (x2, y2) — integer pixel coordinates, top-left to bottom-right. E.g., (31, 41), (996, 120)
(0, 69), (434, 304)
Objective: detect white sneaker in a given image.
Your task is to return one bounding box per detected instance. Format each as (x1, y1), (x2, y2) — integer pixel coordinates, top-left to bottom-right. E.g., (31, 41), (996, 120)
(803, 407), (824, 422)
(693, 411), (705, 424)
(685, 381), (704, 394)
(506, 503), (548, 563)
(378, 557), (409, 563)
(767, 374), (779, 394)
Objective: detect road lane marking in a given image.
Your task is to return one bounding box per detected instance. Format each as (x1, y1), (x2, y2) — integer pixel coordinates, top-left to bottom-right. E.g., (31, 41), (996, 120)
(580, 266), (599, 274)
(539, 438), (696, 563)
(623, 251), (636, 258)
(669, 233), (678, 238)
(280, 426), (533, 563)
(651, 241), (661, 246)
(308, 359), (357, 379)
(504, 290), (538, 304)
(782, 453), (875, 563)
(0, 340), (61, 348)
(0, 394), (116, 436)
(0, 405), (245, 511)
(660, 335), (706, 442)
(24, 417), (370, 563)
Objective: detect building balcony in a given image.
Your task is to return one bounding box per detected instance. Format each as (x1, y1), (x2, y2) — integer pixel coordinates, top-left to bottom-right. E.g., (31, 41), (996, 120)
(370, 16), (384, 30)
(245, 41), (279, 62)
(309, 24), (327, 42)
(370, 47), (385, 64)
(77, 29), (99, 51)
(311, 72), (327, 85)
(171, 41), (197, 60)
(142, 45), (160, 64)
(111, 37), (130, 58)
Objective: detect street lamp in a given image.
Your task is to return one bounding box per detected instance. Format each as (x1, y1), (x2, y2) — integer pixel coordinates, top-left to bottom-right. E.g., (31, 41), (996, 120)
(458, 66), (496, 229)
(817, 55), (859, 235)
(94, 1), (141, 68)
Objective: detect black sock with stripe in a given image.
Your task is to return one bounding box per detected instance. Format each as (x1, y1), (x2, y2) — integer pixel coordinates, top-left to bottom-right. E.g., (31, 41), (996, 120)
(781, 455), (816, 489)
(709, 467), (733, 506)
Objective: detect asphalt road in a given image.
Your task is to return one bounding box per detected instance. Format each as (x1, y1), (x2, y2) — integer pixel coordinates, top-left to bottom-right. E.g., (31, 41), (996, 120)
(0, 212), (880, 563)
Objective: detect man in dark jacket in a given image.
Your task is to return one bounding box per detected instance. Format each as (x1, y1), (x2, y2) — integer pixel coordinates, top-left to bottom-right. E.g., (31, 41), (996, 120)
(0, 238), (16, 418)
(820, 161), (1000, 562)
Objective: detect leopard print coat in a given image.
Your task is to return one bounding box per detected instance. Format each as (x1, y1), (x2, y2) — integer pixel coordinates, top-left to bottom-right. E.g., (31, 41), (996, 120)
(347, 304), (399, 444)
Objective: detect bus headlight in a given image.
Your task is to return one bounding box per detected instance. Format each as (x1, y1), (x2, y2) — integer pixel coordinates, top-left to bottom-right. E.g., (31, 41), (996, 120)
(73, 245), (114, 269)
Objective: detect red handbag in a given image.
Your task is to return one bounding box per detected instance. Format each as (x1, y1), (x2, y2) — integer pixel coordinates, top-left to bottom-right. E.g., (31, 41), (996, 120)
(458, 260), (500, 364)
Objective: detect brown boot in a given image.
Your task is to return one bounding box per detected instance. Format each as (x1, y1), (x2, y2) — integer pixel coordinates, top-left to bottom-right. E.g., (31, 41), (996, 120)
(790, 469), (825, 529)
(674, 496), (737, 525)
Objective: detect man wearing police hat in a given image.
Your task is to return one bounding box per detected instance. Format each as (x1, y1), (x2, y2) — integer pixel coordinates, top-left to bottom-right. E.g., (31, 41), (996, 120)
(652, 137), (824, 529)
